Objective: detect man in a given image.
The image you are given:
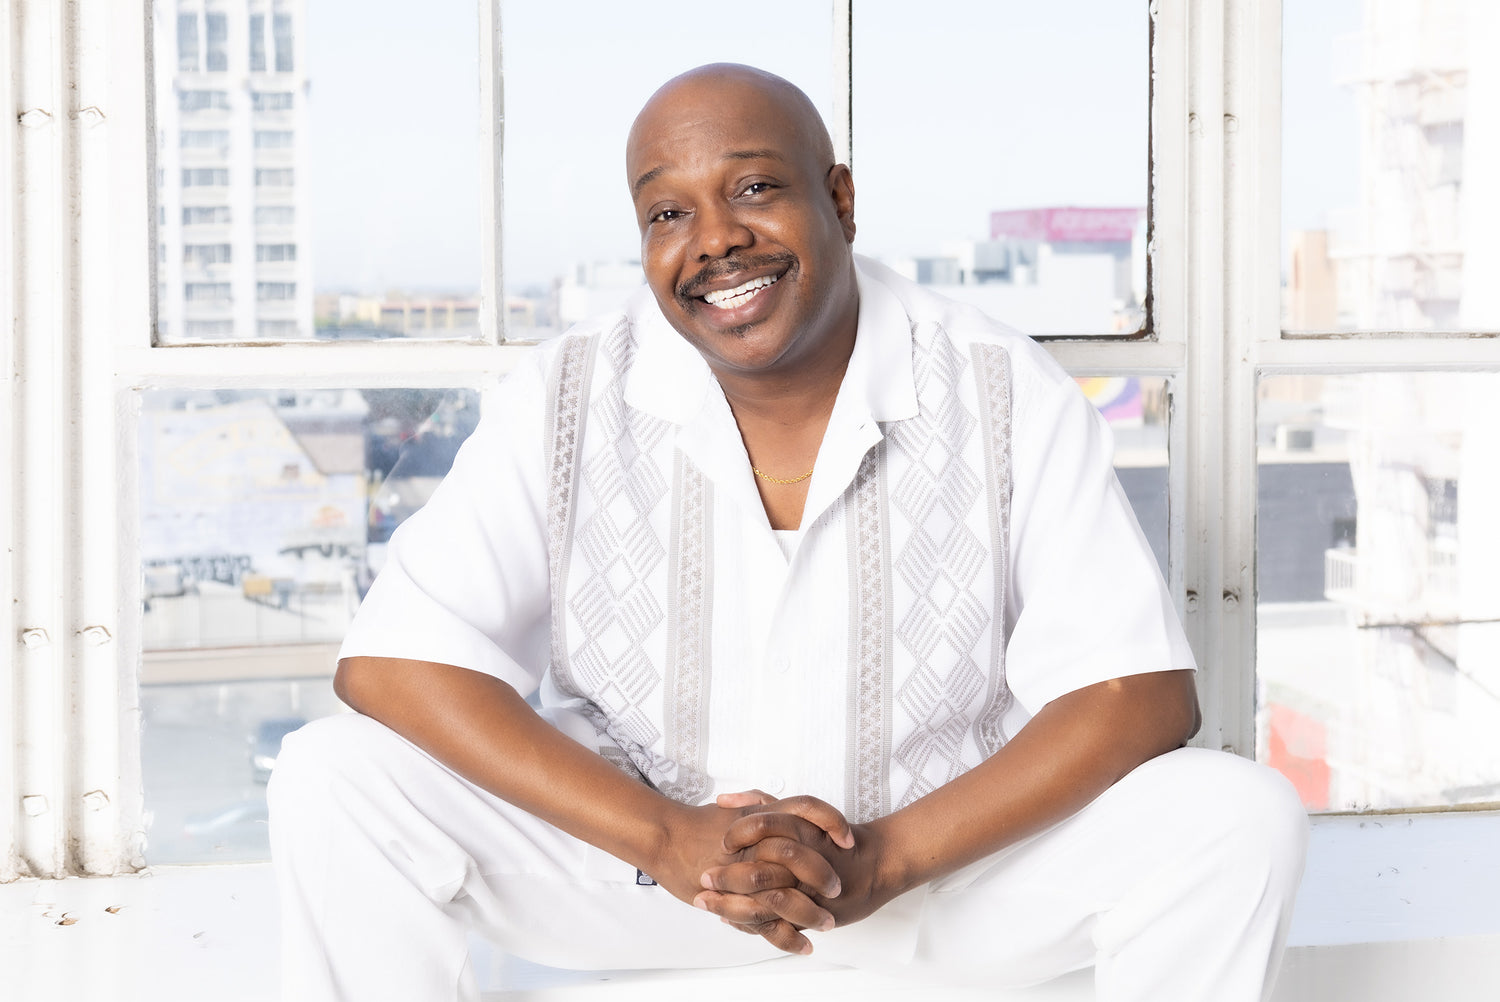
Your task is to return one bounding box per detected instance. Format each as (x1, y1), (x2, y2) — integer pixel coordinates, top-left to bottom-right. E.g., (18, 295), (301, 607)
(270, 64), (1306, 1000)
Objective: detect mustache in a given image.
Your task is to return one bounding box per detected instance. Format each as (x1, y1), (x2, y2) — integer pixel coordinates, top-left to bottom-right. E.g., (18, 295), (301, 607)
(677, 253), (795, 301)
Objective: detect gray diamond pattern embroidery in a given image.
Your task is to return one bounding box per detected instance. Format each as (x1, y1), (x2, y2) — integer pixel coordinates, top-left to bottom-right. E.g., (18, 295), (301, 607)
(569, 324), (672, 763)
(972, 343), (1016, 754)
(547, 322), (676, 782)
(846, 448), (893, 824)
(888, 324), (992, 807)
(658, 457), (714, 805)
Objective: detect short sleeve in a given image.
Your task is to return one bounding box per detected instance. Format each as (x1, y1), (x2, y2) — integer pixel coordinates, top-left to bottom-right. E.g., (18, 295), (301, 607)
(337, 350), (554, 698)
(1003, 361), (1195, 713)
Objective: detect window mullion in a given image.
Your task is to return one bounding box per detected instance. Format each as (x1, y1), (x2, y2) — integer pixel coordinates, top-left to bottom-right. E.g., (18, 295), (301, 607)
(832, 0), (852, 167)
(479, 0), (503, 343)
(1, 0), (22, 883)
(10, 0), (88, 879)
(1181, 0), (1235, 752)
(114, 341), (530, 387)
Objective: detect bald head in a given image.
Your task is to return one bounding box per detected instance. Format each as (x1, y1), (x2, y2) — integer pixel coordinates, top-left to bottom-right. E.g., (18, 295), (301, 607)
(627, 64), (836, 199)
(621, 63), (859, 383)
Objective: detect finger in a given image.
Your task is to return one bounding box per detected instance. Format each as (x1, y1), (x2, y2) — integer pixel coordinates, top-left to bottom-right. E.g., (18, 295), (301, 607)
(719, 835), (841, 898)
(764, 795), (856, 849)
(700, 859), (803, 895)
(715, 789), (776, 809)
(694, 888), (833, 940)
(726, 804), (858, 858)
(745, 918), (812, 956)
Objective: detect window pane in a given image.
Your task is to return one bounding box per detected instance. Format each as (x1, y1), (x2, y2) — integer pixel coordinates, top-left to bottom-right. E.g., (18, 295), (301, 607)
(853, 0), (1149, 336)
(499, 0), (833, 339)
(249, 12), (266, 73)
(153, 1), (481, 343)
(205, 12), (228, 72)
(177, 12), (198, 73)
(1256, 372), (1500, 812)
(1080, 377), (1170, 579)
(139, 387), (481, 862)
(1283, 0), (1500, 332)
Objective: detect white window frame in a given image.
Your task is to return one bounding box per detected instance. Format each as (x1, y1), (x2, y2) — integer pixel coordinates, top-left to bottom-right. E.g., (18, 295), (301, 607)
(2, 0), (1496, 945)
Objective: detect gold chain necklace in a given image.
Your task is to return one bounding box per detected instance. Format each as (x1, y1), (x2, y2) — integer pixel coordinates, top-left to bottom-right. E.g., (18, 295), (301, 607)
(751, 465), (814, 486)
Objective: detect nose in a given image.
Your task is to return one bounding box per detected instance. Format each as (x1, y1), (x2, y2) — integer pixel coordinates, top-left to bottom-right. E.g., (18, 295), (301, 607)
(693, 200), (753, 261)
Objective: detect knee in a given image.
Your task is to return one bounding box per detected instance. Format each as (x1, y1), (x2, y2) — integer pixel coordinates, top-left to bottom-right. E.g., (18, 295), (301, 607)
(267, 712), (403, 817)
(1166, 749), (1310, 889)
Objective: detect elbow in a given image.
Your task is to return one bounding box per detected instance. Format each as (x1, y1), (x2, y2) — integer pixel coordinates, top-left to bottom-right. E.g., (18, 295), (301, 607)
(333, 657), (367, 712)
(1166, 668), (1201, 747)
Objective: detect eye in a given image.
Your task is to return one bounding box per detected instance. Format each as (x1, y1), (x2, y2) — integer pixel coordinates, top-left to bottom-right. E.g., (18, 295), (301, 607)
(649, 207), (685, 225)
(741, 181), (775, 197)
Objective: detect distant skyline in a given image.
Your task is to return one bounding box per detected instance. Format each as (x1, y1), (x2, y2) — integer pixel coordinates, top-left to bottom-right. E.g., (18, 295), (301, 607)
(307, 0), (1361, 295)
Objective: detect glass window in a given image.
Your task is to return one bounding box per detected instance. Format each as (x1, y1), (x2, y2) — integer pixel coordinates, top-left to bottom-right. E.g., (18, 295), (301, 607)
(852, 0), (1149, 337)
(205, 12), (228, 72)
(177, 12), (199, 72)
(499, 0), (832, 339)
(254, 130), (295, 149)
(1256, 372), (1500, 811)
(273, 12), (295, 73)
(1080, 377), (1170, 579)
(257, 281), (297, 301)
(296, 1), (481, 342)
(181, 129), (230, 149)
(251, 90), (294, 112)
(183, 205), (232, 225)
(249, 12), (267, 72)
(1283, 0), (1500, 333)
(254, 168), (295, 187)
(179, 89), (230, 112)
(257, 243), (297, 263)
(184, 282), (233, 302)
(138, 387), (481, 862)
(184, 243), (232, 266)
(182, 167), (229, 187)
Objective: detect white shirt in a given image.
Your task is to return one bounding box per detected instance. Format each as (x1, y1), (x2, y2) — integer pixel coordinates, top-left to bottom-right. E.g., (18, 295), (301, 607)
(340, 256), (1195, 823)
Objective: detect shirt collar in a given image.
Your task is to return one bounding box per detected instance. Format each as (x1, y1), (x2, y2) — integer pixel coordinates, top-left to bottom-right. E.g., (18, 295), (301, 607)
(622, 255), (918, 427)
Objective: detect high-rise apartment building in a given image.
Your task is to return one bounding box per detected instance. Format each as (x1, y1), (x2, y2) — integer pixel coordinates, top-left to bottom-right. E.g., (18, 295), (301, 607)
(153, 0), (312, 341)
(1331, 0), (1500, 330)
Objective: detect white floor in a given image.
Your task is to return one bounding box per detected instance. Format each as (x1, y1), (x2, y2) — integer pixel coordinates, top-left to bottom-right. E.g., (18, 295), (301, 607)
(3, 812), (1499, 1001)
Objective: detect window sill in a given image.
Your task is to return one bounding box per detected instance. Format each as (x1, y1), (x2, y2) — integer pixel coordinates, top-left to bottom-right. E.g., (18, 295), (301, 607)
(3, 812), (1497, 1001)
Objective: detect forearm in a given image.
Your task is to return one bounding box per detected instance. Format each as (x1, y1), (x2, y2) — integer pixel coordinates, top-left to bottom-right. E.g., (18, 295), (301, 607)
(334, 656), (677, 875)
(868, 669), (1200, 896)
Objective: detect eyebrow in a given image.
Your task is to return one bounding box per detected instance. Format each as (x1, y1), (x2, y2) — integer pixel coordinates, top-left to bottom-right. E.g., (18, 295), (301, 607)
(631, 148), (787, 198)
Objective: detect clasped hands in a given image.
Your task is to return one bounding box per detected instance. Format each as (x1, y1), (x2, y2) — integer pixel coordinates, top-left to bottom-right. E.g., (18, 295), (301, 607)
(655, 789), (901, 956)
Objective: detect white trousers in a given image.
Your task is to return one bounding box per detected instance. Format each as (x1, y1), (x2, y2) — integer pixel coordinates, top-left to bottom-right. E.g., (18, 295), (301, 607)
(268, 713), (1307, 1002)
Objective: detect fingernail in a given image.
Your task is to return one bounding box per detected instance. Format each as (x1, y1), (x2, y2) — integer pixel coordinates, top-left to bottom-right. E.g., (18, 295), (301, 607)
(820, 917), (836, 932)
(700, 873), (714, 889)
(799, 942), (814, 956)
(693, 896), (708, 910)
(829, 880), (841, 897)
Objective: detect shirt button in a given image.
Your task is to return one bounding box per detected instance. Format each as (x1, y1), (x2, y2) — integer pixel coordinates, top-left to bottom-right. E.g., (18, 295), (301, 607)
(771, 657), (790, 674)
(766, 777), (786, 795)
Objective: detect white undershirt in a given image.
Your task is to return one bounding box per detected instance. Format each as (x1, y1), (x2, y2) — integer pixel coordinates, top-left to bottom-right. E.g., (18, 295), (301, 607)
(772, 529), (799, 560)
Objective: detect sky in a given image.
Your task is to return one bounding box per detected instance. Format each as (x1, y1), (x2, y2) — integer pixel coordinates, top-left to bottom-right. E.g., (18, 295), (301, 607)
(306, 0), (1363, 296)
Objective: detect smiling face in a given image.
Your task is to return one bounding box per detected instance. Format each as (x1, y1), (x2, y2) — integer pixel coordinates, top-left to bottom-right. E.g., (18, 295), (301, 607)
(626, 66), (858, 384)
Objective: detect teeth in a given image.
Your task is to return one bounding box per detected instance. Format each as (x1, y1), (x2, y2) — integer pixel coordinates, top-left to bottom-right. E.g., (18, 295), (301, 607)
(703, 273), (779, 308)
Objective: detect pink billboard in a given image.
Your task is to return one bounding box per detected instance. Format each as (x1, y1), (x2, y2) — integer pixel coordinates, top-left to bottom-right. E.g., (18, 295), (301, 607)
(990, 206), (1141, 244)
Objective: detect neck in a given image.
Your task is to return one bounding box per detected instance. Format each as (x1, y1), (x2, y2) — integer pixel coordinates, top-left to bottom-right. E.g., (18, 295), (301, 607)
(714, 307), (858, 427)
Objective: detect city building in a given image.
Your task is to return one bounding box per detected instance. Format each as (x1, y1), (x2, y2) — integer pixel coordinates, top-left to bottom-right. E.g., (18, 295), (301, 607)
(152, 0), (313, 341)
(1327, 0), (1500, 331)
(1261, 0), (1500, 811)
(882, 206), (1147, 334)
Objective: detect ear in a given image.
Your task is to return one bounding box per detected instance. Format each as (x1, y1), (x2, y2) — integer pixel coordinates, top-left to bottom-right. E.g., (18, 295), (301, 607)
(828, 164), (856, 243)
